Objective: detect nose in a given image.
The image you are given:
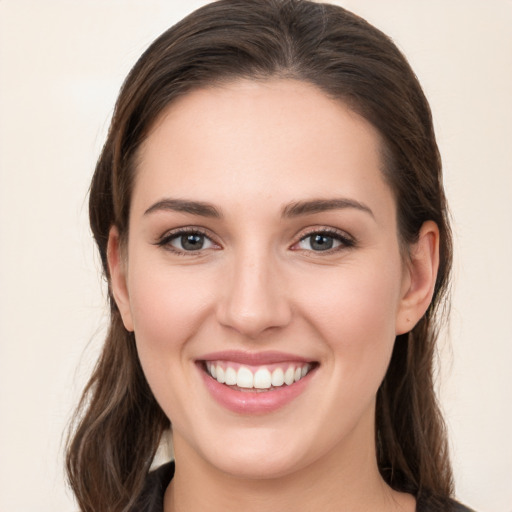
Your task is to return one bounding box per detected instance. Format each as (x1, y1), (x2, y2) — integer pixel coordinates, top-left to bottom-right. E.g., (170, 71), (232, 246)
(216, 249), (292, 339)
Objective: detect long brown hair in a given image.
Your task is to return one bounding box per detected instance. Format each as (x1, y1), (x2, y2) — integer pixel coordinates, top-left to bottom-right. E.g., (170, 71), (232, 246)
(66, 1), (453, 510)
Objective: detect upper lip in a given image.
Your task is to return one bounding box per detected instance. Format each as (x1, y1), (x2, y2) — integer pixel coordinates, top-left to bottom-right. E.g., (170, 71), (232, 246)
(198, 350), (314, 365)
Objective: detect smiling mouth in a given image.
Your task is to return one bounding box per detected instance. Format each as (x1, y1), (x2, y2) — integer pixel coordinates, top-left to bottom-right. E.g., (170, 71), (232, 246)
(201, 361), (316, 392)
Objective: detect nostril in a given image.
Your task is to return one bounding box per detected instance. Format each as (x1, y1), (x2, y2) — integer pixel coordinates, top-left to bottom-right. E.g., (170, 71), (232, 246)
(215, 262), (292, 336)
(216, 298), (292, 338)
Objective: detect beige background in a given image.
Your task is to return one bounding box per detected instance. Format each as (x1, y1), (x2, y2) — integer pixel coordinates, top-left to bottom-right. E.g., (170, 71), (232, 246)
(0, 1), (511, 511)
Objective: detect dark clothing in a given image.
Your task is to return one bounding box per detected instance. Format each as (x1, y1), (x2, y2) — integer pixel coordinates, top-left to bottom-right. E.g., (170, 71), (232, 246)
(131, 461), (475, 512)
(131, 461), (175, 512)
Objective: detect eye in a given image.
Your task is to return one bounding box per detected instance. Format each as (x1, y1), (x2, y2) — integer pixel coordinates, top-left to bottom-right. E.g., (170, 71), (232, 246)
(157, 229), (218, 254)
(172, 233), (213, 251)
(294, 230), (354, 252)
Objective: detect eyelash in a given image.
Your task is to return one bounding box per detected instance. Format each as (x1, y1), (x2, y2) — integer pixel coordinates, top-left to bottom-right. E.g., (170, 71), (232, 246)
(155, 226), (355, 256)
(292, 228), (355, 253)
(155, 227), (219, 256)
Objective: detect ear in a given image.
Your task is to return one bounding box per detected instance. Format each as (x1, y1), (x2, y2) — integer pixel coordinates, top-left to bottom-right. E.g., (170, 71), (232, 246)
(107, 227), (134, 332)
(395, 221), (440, 335)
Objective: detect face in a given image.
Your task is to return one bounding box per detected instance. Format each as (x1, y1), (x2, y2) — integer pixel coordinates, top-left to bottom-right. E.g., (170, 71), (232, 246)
(110, 79), (431, 480)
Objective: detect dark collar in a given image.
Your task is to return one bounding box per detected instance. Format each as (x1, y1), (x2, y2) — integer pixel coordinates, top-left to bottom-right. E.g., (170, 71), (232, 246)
(132, 461), (475, 512)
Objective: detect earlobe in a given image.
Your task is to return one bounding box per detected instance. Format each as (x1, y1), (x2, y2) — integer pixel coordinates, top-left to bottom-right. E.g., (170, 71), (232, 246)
(107, 227), (134, 332)
(395, 221), (440, 335)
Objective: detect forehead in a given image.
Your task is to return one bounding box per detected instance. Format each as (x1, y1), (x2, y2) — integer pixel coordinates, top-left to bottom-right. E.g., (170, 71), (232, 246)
(133, 79), (394, 222)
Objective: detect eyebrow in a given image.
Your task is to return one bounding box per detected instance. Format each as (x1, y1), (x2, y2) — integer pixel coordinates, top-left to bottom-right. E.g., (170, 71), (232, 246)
(282, 198), (375, 219)
(143, 197), (374, 220)
(144, 198), (222, 218)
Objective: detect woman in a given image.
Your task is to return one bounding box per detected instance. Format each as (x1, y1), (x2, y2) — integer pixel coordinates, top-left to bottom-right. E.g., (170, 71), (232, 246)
(66, 1), (474, 511)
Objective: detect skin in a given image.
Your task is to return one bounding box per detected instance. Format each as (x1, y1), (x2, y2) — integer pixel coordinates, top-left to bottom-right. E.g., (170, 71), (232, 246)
(108, 79), (439, 511)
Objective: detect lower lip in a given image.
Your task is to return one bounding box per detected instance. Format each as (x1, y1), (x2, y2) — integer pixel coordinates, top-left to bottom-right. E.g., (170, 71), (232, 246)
(198, 364), (316, 415)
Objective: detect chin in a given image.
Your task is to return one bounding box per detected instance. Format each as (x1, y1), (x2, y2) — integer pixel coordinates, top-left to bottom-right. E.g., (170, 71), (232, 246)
(214, 447), (308, 480)
(170, 421), (301, 480)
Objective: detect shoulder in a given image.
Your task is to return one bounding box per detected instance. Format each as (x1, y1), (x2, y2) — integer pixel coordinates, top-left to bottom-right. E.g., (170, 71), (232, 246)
(130, 461), (175, 512)
(130, 466), (478, 512)
(452, 504), (476, 512)
(416, 494), (476, 512)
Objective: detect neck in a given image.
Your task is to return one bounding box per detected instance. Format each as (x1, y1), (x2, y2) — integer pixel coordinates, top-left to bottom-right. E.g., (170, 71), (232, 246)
(164, 412), (415, 512)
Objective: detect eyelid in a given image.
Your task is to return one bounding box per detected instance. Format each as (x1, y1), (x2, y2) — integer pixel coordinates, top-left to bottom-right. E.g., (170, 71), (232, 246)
(155, 226), (222, 254)
(153, 225), (354, 254)
(291, 226), (356, 251)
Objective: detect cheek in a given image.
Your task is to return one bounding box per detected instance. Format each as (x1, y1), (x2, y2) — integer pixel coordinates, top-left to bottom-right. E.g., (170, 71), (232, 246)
(304, 260), (401, 335)
(125, 263), (219, 428)
(125, 261), (216, 392)
(297, 257), (403, 381)
(128, 261), (212, 343)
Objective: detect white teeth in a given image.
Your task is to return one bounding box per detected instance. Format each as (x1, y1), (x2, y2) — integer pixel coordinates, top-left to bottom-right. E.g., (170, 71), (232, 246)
(254, 368), (272, 389)
(225, 366), (237, 385)
(237, 366), (254, 388)
(216, 366), (225, 384)
(271, 368), (285, 387)
(284, 367), (295, 385)
(206, 362), (312, 390)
